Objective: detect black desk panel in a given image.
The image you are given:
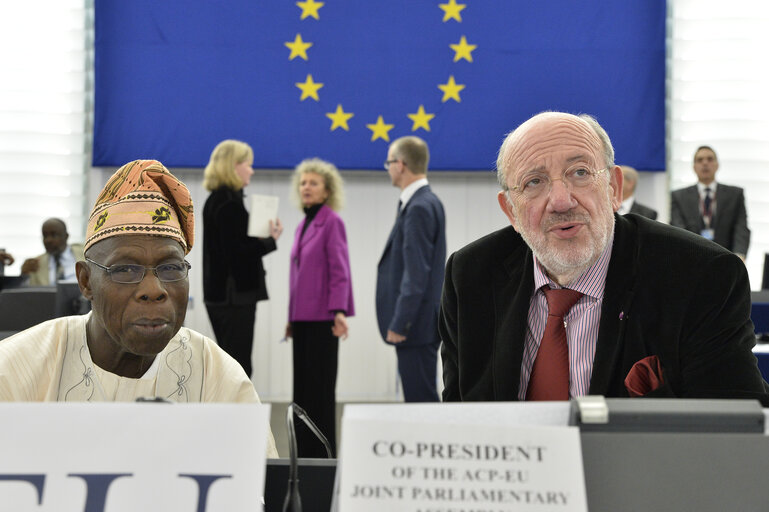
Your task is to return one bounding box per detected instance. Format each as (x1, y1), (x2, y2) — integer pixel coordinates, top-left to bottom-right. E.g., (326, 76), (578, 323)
(264, 458), (336, 512)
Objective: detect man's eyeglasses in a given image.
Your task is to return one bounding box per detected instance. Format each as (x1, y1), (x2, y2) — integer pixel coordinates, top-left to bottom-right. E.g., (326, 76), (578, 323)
(510, 165), (608, 200)
(85, 257), (191, 284)
(383, 159), (403, 170)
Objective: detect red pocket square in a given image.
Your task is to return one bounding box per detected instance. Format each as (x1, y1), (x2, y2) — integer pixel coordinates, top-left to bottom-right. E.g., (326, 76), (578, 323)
(624, 355), (665, 397)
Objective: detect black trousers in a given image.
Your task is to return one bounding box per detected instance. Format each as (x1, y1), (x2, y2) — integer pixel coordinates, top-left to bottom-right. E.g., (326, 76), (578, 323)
(206, 302), (256, 378)
(291, 321), (338, 458)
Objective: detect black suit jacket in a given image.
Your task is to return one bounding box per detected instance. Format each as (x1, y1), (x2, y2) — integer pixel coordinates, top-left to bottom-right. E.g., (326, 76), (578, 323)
(440, 213), (768, 404)
(202, 187), (276, 304)
(670, 183), (750, 254)
(628, 200), (657, 220)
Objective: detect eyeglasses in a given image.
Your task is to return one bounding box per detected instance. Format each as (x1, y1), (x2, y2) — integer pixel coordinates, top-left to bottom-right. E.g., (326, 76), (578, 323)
(383, 159), (403, 170)
(85, 257), (191, 284)
(509, 165), (608, 200)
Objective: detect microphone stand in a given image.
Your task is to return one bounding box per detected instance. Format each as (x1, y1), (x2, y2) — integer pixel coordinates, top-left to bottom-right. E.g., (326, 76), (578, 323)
(283, 402), (333, 512)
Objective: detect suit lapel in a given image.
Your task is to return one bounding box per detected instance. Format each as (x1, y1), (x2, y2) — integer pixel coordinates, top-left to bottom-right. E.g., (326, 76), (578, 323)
(589, 215), (638, 395)
(295, 205), (329, 265)
(380, 208), (402, 262)
(711, 185), (732, 235)
(38, 252), (51, 285)
(685, 186), (705, 231)
(492, 234), (533, 400)
(380, 187), (428, 262)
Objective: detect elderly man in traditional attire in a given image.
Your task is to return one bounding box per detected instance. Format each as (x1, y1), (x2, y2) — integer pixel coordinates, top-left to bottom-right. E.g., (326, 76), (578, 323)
(0, 160), (278, 457)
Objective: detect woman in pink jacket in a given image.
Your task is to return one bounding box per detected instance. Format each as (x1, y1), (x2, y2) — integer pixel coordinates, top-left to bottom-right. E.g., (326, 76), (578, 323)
(286, 158), (354, 458)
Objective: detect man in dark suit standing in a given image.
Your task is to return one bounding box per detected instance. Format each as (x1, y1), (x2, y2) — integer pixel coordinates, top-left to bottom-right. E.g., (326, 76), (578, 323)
(618, 165), (657, 219)
(440, 112), (767, 404)
(670, 146), (750, 260)
(377, 136), (446, 402)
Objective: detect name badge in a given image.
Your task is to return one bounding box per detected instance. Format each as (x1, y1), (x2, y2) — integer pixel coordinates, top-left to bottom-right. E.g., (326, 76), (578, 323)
(701, 228), (714, 240)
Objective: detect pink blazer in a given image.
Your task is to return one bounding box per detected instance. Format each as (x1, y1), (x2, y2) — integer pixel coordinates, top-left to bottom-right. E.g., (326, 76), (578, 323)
(288, 205), (355, 322)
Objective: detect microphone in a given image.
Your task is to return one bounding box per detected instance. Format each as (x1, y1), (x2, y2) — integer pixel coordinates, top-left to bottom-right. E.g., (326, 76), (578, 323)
(283, 402), (333, 512)
(135, 397), (172, 403)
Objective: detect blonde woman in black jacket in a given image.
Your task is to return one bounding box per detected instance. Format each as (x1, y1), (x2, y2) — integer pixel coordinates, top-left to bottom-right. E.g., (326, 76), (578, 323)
(202, 140), (283, 378)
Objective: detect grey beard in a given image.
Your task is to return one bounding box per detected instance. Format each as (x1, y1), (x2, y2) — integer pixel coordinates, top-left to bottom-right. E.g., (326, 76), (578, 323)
(521, 213), (614, 285)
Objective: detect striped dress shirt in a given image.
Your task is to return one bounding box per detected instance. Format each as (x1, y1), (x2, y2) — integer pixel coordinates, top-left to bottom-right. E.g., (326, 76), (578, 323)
(518, 235), (613, 400)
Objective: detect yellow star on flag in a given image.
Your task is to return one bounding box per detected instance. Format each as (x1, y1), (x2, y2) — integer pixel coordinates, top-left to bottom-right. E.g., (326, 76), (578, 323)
(407, 105), (436, 132)
(450, 35), (477, 63)
(326, 104), (354, 131)
(439, 0), (466, 22)
(285, 34), (313, 61)
(438, 75), (466, 103)
(296, 0), (324, 20)
(366, 116), (394, 142)
(295, 74), (324, 101)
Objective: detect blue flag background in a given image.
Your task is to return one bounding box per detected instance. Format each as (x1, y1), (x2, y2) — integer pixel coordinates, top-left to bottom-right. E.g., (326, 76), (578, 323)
(93, 1), (665, 170)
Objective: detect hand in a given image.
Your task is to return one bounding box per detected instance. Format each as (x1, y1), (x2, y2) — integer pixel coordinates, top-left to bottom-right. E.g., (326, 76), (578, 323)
(284, 323), (292, 340)
(386, 330), (406, 343)
(332, 312), (349, 340)
(270, 219), (284, 240)
(20, 258), (39, 275)
(0, 250), (13, 266)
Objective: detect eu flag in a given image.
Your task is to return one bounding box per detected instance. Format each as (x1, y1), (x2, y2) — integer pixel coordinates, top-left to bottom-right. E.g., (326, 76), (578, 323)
(94, 0), (665, 170)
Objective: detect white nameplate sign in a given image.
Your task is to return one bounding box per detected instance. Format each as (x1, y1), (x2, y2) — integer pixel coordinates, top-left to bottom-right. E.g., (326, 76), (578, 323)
(0, 403), (271, 512)
(339, 403), (586, 511)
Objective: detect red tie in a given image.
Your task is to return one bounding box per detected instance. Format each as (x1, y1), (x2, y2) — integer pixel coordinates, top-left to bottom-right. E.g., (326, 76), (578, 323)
(526, 287), (584, 401)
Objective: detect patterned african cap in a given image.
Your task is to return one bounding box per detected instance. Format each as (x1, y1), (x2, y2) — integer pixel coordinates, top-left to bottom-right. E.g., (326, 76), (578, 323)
(84, 160), (194, 254)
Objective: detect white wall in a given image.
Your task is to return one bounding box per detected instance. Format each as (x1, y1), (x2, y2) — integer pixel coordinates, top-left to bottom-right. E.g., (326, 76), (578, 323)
(632, 171), (669, 225)
(91, 166), (509, 402)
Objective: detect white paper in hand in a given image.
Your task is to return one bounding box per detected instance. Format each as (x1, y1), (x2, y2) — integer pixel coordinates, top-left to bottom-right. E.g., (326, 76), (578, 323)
(248, 195), (279, 238)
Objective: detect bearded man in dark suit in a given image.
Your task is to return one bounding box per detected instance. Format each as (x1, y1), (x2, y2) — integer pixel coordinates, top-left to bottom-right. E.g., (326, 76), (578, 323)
(670, 146), (750, 260)
(440, 112), (767, 404)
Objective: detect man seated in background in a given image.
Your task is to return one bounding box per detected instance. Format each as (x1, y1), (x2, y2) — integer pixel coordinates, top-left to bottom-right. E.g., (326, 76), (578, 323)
(618, 165), (657, 219)
(21, 218), (84, 285)
(440, 111), (768, 405)
(0, 250), (14, 290)
(0, 249), (12, 268)
(0, 160), (278, 457)
(0, 249), (13, 276)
